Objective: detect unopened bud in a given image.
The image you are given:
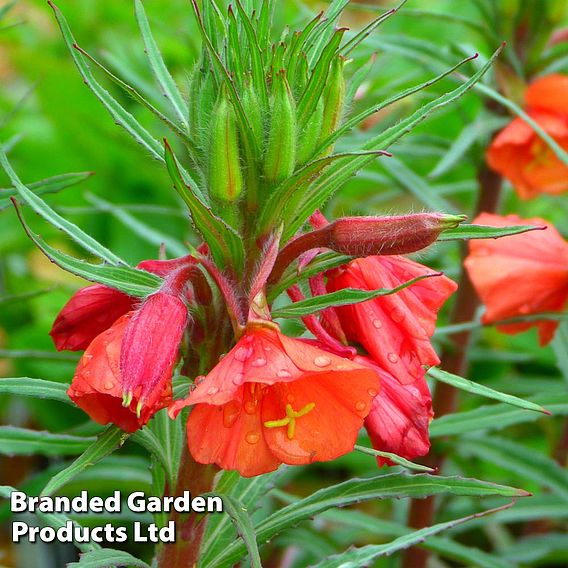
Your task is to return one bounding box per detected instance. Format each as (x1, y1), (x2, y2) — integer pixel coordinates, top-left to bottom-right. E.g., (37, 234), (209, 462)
(263, 71), (297, 184)
(297, 98), (324, 166)
(242, 80), (264, 150)
(209, 90), (244, 202)
(317, 56), (346, 156)
(324, 213), (467, 256)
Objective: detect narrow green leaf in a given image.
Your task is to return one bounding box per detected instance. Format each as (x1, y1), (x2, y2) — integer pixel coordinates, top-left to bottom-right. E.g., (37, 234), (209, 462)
(0, 427), (95, 457)
(134, 0), (188, 126)
(207, 473), (528, 567)
(457, 437), (568, 502)
(206, 493), (262, 568)
(41, 427), (128, 497)
(427, 367), (551, 415)
(0, 171), (94, 211)
(272, 273), (439, 318)
(164, 141), (244, 271)
(0, 149), (124, 265)
(13, 201), (161, 296)
(313, 503), (513, 568)
(438, 223), (543, 241)
(67, 549), (151, 568)
(353, 445), (434, 472)
(552, 320), (568, 385)
(0, 378), (71, 405)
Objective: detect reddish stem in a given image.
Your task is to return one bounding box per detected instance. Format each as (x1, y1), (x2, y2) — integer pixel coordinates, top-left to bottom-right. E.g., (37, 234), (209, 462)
(402, 165), (502, 568)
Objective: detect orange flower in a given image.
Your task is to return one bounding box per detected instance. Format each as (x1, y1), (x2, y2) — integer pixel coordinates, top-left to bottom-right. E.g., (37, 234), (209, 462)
(169, 325), (379, 477)
(464, 213), (568, 345)
(68, 313), (172, 432)
(487, 74), (568, 199)
(326, 255), (457, 383)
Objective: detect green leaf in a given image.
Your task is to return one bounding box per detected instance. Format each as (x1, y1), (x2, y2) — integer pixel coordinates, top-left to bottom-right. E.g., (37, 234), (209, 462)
(164, 141), (245, 271)
(14, 201), (162, 296)
(457, 437), (568, 502)
(67, 549), (151, 568)
(0, 377), (71, 405)
(313, 503), (513, 568)
(427, 367), (550, 414)
(272, 273), (439, 318)
(206, 473), (528, 567)
(41, 427), (128, 497)
(552, 320), (568, 385)
(431, 394), (568, 438)
(438, 223), (543, 241)
(0, 427), (95, 457)
(134, 0), (189, 127)
(0, 171), (94, 211)
(206, 493), (262, 568)
(353, 445), (434, 472)
(0, 149), (123, 265)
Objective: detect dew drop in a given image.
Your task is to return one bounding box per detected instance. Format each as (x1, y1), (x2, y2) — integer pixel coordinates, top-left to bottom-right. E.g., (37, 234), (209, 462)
(286, 394), (295, 403)
(368, 388), (378, 397)
(387, 352), (399, 364)
(355, 400), (367, 412)
(195, 376), (205, 385)
(251, 357), (267, 367)
(232, 373), (244, 386)
(207, 386), (219, 395)
(234, 346), (252, 362)
(277, 369), (292, 378)
(372, 319), (383, 329)
(83, 354), (94, 361)
(519, 303), (531, 314)
(244, 401), (256, 414)
(390, 308), (405, 323)
(104, 381), (114, 390)
(245, 432), (260, 444)
(314, 356), (331, 368)
(223, 402), (240, 428)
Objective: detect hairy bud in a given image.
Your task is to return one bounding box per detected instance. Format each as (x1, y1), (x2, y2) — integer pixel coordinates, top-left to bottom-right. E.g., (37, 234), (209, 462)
(318, 56), (346, 156)
(324, 213), (467, 256)
(209, 90), (244, 202)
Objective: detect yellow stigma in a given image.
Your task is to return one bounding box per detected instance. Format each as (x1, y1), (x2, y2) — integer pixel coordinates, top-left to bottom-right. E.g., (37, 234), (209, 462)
(264, 402), (316, 439)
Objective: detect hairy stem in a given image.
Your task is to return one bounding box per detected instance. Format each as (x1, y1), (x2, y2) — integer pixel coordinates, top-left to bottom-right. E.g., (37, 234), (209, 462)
(402, 165), (502, 568)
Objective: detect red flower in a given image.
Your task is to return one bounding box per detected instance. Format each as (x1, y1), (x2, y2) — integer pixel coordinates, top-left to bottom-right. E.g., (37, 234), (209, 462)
(464, 213), (568, 345)
(487, 74), (568, 199)
(169, 325), (380, 477)
(50, 255), (194, 351)
(67, 313), (172, 432)
(355, 356), (432, 465)
(326, 255), (457, 383)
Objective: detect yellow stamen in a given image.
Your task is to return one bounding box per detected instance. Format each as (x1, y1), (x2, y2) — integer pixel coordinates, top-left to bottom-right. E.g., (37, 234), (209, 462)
(264, 402), (316, 439)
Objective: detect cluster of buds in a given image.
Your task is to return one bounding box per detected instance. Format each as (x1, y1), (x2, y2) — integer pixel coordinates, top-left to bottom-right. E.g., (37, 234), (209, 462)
(45, 0), (474, 476)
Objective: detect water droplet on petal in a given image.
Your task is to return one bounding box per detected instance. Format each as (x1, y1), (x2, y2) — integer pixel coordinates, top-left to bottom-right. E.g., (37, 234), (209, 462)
(223, 402), (240, 428)
(287, 394), (295, 403)
(207, 386), (219, 395)
(232, 373), (244, 386)
(368, 388), (378, 397)
(234, 346), (252, 362)
(519, 303), (531, 314)
(387, 352), (399, 364)
(372, 319), (383, 329)
(104, 381), (114, 390)
(244, 401), (256, 414)
(314, 356), (331, 368)
(245, 432), (260, 444)
(390, 308), (405, 323)
(83, 354), (94, 361)
(251, 357), (267, 367)
(195, 376), (206, 385)
(277, 369), (292, 378)
(355, 400), (367, 412)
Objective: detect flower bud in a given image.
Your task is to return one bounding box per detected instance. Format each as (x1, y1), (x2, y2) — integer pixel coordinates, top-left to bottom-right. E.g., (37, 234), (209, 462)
(324, 213), (467, 256)
(297, 98), (324, 166)
(263, 71), (297, 184)
(242, 79), (264, 150)
(317, 56), (346, 156)
(209, 90), (244, 202)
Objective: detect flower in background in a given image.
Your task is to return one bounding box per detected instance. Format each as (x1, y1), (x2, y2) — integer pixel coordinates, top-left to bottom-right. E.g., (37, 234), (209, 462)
(465, 213), (568, 345)
(169, 325), (379, 477)
(487, 74), (568, 199)
(326, 255), (457, 383)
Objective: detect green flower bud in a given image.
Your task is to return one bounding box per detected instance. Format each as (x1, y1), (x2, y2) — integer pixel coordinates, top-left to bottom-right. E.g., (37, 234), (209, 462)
(197, 70), (217, 136)
(263, 71), (297, 185)
(317, 56), (345, 156)
(296, 97), (324, 166)
(242, 79), (264, 151)
(209, 91), (244, 202)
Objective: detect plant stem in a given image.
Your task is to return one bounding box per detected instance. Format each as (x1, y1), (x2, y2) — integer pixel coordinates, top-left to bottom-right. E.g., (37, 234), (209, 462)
(402, 165), (502, 568)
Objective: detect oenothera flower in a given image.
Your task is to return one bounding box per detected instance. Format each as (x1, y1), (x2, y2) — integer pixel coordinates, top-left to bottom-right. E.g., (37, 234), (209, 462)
(465, 213), (568, 345)
(51, 255), (194, 351)
(326, 255), (457, 383)
(169, 324), (380, 477)
(355, 355), (433, 465)
(68, 313), (172, 432)
(487, 74), (568, 199)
